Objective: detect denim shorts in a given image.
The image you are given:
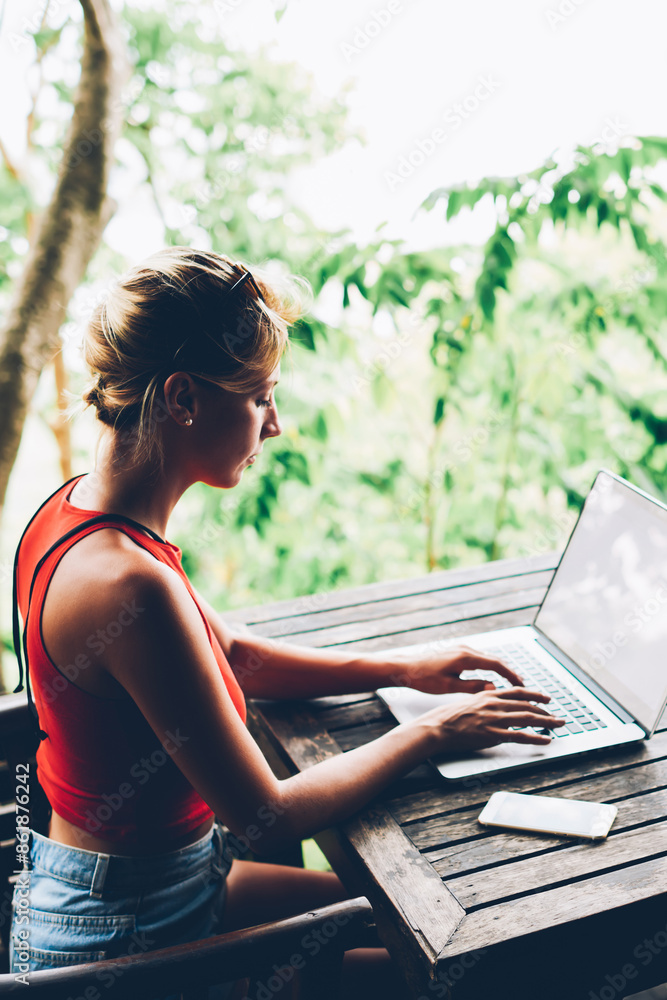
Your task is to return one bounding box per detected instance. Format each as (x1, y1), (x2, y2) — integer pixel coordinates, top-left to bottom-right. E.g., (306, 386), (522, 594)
(9, 822), (234, 998)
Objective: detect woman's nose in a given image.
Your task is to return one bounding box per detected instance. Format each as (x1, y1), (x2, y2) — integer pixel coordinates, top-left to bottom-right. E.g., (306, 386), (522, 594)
(262, 405), (282, 439)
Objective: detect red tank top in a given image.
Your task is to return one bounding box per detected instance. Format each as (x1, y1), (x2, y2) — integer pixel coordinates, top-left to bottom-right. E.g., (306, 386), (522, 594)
(15, 475), (246, 848)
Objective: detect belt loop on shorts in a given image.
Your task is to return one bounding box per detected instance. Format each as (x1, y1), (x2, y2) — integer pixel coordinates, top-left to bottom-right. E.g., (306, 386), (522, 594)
(89, 853), (111, 898)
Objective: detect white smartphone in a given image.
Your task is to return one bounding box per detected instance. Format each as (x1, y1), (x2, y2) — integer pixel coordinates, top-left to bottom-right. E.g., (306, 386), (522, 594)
(478, 791), (617, 839)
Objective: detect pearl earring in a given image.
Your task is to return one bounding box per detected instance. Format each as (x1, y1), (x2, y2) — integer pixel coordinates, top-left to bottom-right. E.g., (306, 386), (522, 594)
(185, 417), (193, 426)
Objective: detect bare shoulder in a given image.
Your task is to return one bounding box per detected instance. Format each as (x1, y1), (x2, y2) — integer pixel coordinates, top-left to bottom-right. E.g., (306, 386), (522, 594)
(45, 526), (173, 611)
(41, 527), (183, 697)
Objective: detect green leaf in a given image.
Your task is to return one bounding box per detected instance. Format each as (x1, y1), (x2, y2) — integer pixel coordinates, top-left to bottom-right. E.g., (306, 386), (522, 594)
(630, 223), (649, 252)
(288, 452), (311, 485)
(446, 189), (461, 221)
(290, 319), (316, 351)
(420, 186), (449, 211)
(597, 199), (609, 226)
(313, 412), (328, 441)
(649, 183), (667, 203)
(480, 284), (496, 321)
(31, 25), (65, 54)
(490, 238), (513, 271)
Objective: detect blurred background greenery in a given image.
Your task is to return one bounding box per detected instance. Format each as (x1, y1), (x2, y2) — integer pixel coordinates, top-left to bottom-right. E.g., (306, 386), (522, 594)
(1, 0), (666, 695)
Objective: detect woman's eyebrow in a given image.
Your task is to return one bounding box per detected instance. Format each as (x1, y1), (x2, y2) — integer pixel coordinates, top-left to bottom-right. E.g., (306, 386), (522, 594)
(253, 379), (279, 394)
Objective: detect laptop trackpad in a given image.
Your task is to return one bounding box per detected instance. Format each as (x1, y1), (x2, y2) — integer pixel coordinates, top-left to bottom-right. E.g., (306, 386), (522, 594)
(377, 687), (555, 776)
(432, 741), (555, 780)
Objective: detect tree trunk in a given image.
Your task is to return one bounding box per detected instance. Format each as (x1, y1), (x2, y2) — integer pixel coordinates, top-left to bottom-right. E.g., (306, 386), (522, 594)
(51, 349), (73, 483)
(0, 0), (127, 683)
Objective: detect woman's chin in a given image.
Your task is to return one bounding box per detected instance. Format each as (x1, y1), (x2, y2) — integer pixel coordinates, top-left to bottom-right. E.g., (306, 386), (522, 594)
(200, 471), (241, 490)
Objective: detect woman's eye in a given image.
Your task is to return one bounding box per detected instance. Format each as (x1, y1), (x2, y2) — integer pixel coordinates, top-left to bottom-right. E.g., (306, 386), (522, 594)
(257, 398), (272, 408)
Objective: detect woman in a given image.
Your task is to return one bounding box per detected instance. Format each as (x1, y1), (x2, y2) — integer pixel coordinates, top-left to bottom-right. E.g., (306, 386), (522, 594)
(9, 247), (562, 995)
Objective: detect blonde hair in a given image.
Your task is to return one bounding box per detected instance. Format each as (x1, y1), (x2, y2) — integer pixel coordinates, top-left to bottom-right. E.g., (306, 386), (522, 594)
(81, 247), (309, 466)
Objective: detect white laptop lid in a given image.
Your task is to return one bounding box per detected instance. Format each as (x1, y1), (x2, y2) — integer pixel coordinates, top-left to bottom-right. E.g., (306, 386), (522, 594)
(535, 470), (667, 735)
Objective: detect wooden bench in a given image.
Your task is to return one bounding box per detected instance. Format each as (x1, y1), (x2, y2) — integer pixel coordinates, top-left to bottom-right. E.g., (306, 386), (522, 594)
(0, 895), (378, 999)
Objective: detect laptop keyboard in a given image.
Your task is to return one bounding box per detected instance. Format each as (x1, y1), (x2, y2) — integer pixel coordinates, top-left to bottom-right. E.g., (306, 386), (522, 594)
(475, 645), (608, 738)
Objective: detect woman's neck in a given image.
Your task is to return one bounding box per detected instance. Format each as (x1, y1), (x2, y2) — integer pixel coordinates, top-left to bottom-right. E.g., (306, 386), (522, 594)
(74, 434), (190, 539)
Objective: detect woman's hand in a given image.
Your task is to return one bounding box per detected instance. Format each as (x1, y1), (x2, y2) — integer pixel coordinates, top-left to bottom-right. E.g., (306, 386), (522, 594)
(388, 644), (525, 695)
(414, 686), (565, 752)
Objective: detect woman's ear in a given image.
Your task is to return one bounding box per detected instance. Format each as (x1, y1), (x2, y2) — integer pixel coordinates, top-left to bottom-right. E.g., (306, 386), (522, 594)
(163, 372), (197, 426)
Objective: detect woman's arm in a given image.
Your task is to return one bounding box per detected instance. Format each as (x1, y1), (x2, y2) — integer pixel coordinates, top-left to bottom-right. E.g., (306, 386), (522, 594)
(193, 586), (524, 699)
(97, 557), (562, 854)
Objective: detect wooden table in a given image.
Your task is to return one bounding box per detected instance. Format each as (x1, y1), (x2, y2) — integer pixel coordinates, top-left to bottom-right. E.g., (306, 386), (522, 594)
(224, 552), (667, 1000)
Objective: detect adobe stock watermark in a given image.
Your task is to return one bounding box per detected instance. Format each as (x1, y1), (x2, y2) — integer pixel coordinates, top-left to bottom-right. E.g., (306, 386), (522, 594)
(545, 0), (593, 31)
(6, 0), (71, 53)
(522, 115), (629, 215)
(397, 410), (506, 522)
(232, 635), (283, 688)
(589, 115), (629, 154)
(177, 109), (299, 229)
(241, 906), (382, 1000)
(11, 763), (31, 985)
(553, 244), (661, 364)
(214, 0), (249, 16)
(339, 1), (403, 63)
(64, 77), (145, 174)
(79, 930), (157, 996)
(588, 917), (667, 1000)
(221, 588), (338, 690)
(353, 312), (428, 395)
(514, 509), (577, 568)
(377, 633), (509, 703)
(188, 799), (288, 888)
(515, 472), (621, 570)
(81, 728), (191, 836)
(587, 579), (667, 673)
(187, 499), (243, 557)
(416, 948), (488, 999)
(385, 75), (501, 191)
(38, 598), (145, 708)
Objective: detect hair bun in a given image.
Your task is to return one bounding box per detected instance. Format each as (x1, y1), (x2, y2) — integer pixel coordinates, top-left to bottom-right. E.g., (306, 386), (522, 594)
(81, 246), (307, 468)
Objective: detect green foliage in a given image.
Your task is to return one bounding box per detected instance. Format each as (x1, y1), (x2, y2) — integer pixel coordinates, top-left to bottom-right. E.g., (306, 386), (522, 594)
(410, 138), (667, 568)
(119, 2), (355, 269)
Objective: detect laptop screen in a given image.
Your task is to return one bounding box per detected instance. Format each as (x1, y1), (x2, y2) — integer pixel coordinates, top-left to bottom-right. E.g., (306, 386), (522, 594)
(535, 470), (667, 734)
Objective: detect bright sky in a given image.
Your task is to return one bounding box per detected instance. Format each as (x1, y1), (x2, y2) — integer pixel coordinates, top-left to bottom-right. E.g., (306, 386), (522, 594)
(230, 0), (667, 248)
(1, 0), (666, 255)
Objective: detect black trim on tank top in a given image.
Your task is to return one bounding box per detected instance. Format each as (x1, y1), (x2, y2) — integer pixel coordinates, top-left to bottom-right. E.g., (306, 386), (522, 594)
(13, 482), (166, 742)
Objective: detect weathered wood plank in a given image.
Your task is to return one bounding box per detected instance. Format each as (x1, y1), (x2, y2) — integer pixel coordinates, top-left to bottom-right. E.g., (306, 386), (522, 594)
(255, 604), (542, 652)
(406, 757), (667, 855)
(429, 786), (667, 878)
(437, 853), (667, 959)
(244, 586), (546, 647)
(315, 698), (389, 732)
(307, 693), (378, 712)
(222, 552), (560, 626)
(433, 863), (667, 1000)
(444, 819), (667, 910)
(240, 572), (555, 642)
(338, 806), (465, 963)
(333, 720), (396, 750)
(385, 729), (667, 824)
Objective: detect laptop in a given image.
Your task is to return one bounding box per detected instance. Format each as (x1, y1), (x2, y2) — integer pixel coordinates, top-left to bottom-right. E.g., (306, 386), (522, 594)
(377, 469), (667, 781)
